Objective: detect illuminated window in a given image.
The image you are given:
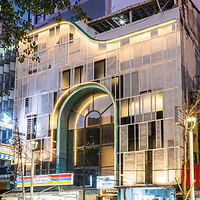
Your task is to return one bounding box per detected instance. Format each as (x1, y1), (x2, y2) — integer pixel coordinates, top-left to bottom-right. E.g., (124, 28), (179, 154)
(94, 59), (105, 79)
(74, 65), (83, 84)
(62, 69), (70, 88)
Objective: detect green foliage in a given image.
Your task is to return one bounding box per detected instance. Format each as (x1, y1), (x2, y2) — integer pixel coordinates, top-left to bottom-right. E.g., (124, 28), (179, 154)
(0, 89), (12, 97)
(0, 0), (88, 63)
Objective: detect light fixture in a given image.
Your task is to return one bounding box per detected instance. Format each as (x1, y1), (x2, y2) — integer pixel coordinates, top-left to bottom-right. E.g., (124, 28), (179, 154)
(185, 116), (196, 130)
(119, 19), (125, 25)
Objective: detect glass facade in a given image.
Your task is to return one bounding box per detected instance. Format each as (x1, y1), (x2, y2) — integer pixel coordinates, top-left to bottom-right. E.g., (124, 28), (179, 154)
(15, 17), (183, 191)
(66, 92), (114, 186)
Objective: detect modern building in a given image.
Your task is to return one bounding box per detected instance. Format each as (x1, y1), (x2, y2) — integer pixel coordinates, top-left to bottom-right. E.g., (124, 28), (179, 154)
(0, 23), (16, 192)
(33, 0), (112, 28)
(4, 0), (200, 199)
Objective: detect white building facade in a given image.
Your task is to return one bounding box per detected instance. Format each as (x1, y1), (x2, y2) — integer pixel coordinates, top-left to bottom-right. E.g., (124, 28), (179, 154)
(12, 1), (200, 200)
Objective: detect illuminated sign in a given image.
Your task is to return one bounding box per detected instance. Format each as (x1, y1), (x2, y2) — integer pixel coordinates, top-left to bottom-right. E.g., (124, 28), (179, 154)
(0, 112), (13, 129)
(17, 173), (73, 187)
(1, 112), (11, 123)
(97, 175), (115, 189)
(0, 144), (14, 160)
(0, 154), (14, 160)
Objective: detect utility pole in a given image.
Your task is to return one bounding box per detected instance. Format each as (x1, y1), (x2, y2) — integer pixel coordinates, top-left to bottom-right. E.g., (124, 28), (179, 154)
(187, 117), (196, 200)
(30, 147), (34, 200)
(14, 123), (25, 200)
(30, 140), (38, 200)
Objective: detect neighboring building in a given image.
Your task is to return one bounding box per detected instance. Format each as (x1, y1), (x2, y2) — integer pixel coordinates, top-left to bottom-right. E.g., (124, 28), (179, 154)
(33, 0), (112, 28)
(0, 23), (16, 192)
(4, 0), (200, 199)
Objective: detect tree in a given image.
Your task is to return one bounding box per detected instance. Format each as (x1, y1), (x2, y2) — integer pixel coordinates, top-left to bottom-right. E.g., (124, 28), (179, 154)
(0, 0), (87, 97)
(176, 90), (200, 200)
(0, 0), (87, 63)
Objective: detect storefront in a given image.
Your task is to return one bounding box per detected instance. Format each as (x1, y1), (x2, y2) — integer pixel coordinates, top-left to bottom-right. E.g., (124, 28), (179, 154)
(120, 187), (175, 200)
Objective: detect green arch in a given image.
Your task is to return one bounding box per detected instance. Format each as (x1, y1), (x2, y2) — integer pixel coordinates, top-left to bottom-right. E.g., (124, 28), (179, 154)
(56, 83), (118, 183)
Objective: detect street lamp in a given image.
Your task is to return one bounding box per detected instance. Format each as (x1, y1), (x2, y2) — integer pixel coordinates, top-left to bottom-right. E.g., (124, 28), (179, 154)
(186, 116), (196, 200)
(29, 140), (38, 200)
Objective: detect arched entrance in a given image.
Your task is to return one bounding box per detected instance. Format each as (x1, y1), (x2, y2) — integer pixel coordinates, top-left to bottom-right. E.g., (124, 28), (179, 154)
(54, 83), (118, 187)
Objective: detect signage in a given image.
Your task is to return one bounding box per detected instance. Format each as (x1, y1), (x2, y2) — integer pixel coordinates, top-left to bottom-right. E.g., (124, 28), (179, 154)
(1, 112), (11, 123)
(0, 154), (14, 160)
(0, 112), (13, 129)
(0, 144), (14, 156)
(0, 121), (13, 129)
(0, 144), (14, 160)
(96, 175), (115, 189)
(17, 173), (73, 187)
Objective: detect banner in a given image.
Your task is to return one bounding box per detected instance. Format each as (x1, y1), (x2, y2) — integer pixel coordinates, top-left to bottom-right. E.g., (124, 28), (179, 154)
(0, 144), (14, 156)
(0, 144), (14, 160)
(17, 173), (73, 187)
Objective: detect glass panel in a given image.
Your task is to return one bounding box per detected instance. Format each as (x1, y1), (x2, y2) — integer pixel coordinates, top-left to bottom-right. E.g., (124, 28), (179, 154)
(128, 125), (134, 151)
(167, 32), (176, 59)
(112, 76), (119, 99)
(77, 149), (84, 167)
(163, 90), (174, 118)
(124, 152), (136, 186)
(151, 37), (163, 63)
(121, 126), (128, 152)
(74, 65), (83, 84)
(62, 69), (70, 88)
(156, 92), (163, 111)
(164, 119), (174, 147)
(140, 123), (147, 150)
(87, 62), (93, 81)
(94, 59), (105, 79)
(101, 105), (114, 125)
(145, 151), (152, 184)
(156, 120), (162, 148)
(154, 149), (164, 170)
(102, 123), (114, 144)
(136, 152), (144, 183)
(86, 127), (100, 146)
(86, 111), (100, 126)
(168, 148), (175, 169)
(101, 146), (114, 167)
(76, 128), (84, 147)
(94, 93), (112, 113)
(143, 94), (151, 113)
(107, 56), (117, 76)
(85, 148), (99, 166)
(131, 71), (139, 96)
(28, 76), (36, 96)
(142, 40), (150, 65)
(151, 64), (164, 91)
(121, 99), (130, 125)
(76, 115), (84, 129)
(36, 115), (49, 138)
(124, 73), (130, 97)
(148, 121), (156, 149)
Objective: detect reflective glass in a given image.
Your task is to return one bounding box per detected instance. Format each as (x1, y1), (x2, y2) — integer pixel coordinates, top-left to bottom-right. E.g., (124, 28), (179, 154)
(86, 111), (100, 126)
(85, 148), (99, 166)
(102, 123), (114, 144)
(86, 127), (100, 146)
(76, 128), (84, 147)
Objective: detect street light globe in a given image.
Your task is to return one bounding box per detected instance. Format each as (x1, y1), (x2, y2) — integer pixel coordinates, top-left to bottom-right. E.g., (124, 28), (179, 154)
(187, 116), (196, 130)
